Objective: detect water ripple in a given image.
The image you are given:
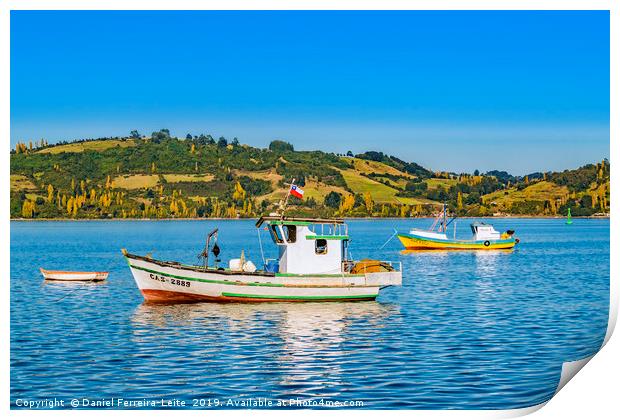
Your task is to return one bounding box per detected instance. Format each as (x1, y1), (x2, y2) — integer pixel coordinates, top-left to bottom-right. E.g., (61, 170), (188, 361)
(10, 219), (609, 409)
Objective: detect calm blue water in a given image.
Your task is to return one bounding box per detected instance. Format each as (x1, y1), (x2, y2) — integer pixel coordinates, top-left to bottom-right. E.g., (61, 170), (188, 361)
(10, 218), (609, 409)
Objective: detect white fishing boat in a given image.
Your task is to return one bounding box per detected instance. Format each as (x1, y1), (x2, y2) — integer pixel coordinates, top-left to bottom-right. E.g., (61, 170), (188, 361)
(123, 180), (402, 303)
(40, 268), (109, 282)
(123, 216), (401, 303)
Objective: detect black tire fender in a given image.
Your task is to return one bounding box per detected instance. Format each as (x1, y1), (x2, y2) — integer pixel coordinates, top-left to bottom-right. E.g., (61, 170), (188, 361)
(483, 240), (491, 247)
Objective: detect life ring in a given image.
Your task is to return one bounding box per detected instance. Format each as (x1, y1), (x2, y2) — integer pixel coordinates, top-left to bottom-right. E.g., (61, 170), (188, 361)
(483, 240), (491, 247)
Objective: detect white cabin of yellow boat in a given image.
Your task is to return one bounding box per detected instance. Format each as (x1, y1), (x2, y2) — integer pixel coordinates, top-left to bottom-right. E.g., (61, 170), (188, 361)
(470, 222), (501, 241)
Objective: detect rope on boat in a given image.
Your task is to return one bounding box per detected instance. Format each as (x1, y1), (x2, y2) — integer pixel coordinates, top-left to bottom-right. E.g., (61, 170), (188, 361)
(379, 229), (399, 250)
(256, 228), (266, 266)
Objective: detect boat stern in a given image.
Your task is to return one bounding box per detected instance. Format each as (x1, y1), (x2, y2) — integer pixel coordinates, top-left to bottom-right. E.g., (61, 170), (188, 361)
(364, 270), (402, 287)
(349, 260), (403, 287)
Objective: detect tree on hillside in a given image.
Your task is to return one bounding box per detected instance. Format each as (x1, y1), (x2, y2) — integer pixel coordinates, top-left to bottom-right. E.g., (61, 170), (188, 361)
(355, 151), (386, 162)
(269, 140), (294, 153)
(130, 130), (141, 139)
(364, 192), (374, 213)
(217, 137), (228, 148)
(324, 191), (342, 209)
(151, 129), (171, 143)
(47, 184), (54, 203)
(339, 194), (355, 213)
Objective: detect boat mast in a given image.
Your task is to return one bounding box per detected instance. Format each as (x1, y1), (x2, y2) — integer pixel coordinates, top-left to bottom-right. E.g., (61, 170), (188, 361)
(277, 177), (296, 216)
(442, 203), (447, 232)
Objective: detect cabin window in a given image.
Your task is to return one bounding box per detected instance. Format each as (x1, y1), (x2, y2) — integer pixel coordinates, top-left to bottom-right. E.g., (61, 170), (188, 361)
(315, 239), (328, 255)
(269, 225), (284, 244)
(282, 225), (297, 243)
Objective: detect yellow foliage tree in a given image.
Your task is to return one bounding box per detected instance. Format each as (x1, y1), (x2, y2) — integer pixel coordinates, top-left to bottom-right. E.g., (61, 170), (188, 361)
(169, 200), (178, 215)
(232, 182), (246, 201)
(364, 192), (374, 214)
(66, 197), (74, 215)
(47, 184), (54, 202)
(21, 200), (35, 218)
(339, 194), (355, 214)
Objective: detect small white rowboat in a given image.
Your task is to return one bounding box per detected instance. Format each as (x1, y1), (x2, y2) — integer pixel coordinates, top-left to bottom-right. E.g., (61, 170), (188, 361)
(40, 268), (109, 282)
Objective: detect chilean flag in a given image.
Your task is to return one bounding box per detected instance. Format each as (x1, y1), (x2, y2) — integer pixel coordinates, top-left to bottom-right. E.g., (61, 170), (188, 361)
(290, 184), (304, 199)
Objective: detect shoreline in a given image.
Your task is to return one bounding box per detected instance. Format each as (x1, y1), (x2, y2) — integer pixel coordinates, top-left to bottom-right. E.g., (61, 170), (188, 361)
(9, 215), (610, 222)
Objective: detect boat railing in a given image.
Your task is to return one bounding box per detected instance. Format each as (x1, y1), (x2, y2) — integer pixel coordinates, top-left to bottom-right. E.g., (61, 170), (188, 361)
(342, 260), (402, 273)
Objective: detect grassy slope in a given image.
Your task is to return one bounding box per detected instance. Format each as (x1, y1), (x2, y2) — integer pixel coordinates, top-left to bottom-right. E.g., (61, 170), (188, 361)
(482, 181), (569, 207)
(334, 168), (436, 205)
(37, 139), (136, 154)
(112, 174), (160, 189)
(341, 157), (413, 178)
(11, 174), (37, 191)
(426, 178), (458, 190)
(338, 168), (399, 202)
(162, 174), (215, 183)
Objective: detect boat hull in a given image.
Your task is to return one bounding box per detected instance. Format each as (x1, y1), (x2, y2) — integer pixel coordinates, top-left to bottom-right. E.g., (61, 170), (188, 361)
(40, 268), (109, 281)
(125, 254), (401, 303)
(397, 233), (517, 250)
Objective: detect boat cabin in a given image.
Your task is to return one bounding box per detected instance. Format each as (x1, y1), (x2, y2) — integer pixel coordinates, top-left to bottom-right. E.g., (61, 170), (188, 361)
(256, 216), (349, 275)
(470, 222), (501, 241)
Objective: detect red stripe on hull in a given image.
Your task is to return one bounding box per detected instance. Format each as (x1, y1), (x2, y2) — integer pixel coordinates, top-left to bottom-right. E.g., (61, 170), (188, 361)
(140, 289), (376, 303)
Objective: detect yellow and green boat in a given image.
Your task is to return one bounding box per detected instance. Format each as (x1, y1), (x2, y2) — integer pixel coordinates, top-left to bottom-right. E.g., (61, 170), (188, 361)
(397, 205), (519, 250)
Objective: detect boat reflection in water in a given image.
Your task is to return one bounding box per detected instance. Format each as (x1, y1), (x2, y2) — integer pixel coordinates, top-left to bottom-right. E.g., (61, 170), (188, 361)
(400, 248), (514, 256)
(473, 250), (505, 278)
(130, 301), (398, 400)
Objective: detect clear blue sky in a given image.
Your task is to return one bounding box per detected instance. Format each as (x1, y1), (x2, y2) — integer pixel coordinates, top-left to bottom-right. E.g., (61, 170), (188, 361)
(11, 10), (609, 175)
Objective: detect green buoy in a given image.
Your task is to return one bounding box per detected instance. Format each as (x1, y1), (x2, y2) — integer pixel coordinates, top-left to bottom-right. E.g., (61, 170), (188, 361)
(566, 207), (573, 225)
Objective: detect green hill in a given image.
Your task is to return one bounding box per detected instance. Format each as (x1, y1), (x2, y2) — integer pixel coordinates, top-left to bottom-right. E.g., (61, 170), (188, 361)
(10, 132), (610, 219)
